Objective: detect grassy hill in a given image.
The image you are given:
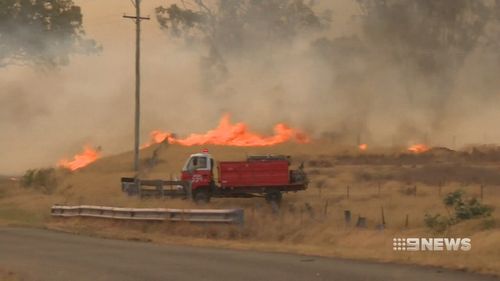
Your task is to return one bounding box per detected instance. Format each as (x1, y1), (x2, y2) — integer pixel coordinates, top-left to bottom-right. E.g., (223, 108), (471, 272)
(0, 142), (499, 276)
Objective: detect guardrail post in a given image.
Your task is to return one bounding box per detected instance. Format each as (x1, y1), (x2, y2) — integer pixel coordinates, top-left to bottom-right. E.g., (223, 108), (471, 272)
(136, 178), (142, 198)
(234, 208), (244, 225)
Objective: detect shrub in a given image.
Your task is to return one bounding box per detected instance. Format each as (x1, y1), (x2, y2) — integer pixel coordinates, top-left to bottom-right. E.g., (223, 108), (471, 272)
(424, 214), (451, 233)
(444, 191), (493, 220)
(21, 168), (58, 194)
(424, 190), (494, 232)
(443, 190), (464, 207)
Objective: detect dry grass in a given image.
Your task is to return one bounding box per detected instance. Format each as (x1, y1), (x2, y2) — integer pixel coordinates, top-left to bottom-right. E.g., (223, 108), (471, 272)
(1, 142), (500, 276)
(0, 268), (21, 281)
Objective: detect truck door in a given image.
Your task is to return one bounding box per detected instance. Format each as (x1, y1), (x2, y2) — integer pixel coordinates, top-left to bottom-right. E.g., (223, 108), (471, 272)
(181, 155), (213, 190)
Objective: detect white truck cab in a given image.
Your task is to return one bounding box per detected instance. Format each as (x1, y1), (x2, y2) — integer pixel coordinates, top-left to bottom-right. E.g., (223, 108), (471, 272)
(182, 153), (214, 172)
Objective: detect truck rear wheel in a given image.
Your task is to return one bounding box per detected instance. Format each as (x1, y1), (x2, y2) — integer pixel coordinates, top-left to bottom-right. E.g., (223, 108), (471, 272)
(265, 191), (282, 205)
(193, 190), (210, 204)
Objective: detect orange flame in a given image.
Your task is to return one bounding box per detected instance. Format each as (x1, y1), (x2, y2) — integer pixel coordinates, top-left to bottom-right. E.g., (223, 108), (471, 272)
(408, 144), (430, 154)
(144, 114), (309, 147)
(358, 143), (368, 151)
(58, 146), (101, 171)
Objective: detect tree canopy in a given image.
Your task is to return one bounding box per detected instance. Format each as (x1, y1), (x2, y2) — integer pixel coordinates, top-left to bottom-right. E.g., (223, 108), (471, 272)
(156, 0), (325, 47)
(0, 0), (97, 67)
(155, 0), (327, 88)
(357, 0), (491, 78)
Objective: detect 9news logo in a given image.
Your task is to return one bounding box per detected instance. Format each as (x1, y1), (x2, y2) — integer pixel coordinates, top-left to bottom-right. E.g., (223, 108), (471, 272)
(393, 237), (471, 251)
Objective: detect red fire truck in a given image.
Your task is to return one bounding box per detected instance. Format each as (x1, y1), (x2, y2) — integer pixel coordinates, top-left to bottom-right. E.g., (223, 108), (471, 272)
(181, 151), (308, 203)
(122, 151), (308, 204)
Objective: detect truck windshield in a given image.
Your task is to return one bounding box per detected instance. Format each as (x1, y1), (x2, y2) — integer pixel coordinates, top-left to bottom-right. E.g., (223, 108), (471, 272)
(188, 156), (208, 170)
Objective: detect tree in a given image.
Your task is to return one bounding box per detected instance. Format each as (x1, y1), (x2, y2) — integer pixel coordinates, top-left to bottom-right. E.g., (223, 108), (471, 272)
(155, 0), (327, 89)
(356, 0), (491, 102)
(0, 0), (98, 67)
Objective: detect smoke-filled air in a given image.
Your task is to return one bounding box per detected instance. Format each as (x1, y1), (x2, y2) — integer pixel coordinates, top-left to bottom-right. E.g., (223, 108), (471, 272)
(2, 0), (500, 174)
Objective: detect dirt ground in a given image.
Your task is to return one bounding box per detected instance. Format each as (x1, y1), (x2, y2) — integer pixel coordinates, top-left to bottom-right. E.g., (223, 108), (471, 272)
(1, 142), (499, 276)
(0, 268), (21, 281)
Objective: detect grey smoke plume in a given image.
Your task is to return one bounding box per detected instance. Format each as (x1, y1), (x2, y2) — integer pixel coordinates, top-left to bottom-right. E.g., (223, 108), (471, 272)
(1, 0), (500, 174)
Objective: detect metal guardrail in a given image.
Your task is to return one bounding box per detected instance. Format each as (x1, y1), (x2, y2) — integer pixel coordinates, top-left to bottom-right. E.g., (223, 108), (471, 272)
(51, 205), (244, 224)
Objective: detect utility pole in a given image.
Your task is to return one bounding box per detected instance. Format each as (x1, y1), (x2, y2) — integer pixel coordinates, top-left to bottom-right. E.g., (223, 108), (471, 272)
(124, 1), (150, 172)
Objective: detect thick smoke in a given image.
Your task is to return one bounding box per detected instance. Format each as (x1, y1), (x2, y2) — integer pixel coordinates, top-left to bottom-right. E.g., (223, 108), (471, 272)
(1, 0), (500, 174)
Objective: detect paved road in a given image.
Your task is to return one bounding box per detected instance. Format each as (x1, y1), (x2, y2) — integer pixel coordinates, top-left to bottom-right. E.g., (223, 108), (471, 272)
(0, 227), (497, 281)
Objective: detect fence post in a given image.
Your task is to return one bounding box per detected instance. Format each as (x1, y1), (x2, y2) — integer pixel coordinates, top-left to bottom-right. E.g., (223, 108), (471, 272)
(344, 210), (351, 224)
(323, 200), (329, 217)
(381, 206), (386, 226)
(305, 203), (314, 219)
(356, 216), (366, 228)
